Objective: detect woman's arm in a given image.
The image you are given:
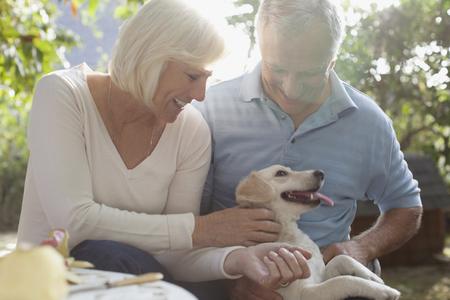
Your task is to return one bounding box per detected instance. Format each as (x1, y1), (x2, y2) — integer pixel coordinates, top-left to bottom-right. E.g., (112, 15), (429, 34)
(155, 243), (311, 283)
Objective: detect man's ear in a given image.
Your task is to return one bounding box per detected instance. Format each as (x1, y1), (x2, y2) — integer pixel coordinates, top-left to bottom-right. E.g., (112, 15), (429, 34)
(236, 172), (275, 207)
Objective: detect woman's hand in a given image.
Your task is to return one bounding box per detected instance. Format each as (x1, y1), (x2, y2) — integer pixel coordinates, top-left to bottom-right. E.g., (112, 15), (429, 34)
(193, 207), (281, 247)
(224, 243), (312, 289)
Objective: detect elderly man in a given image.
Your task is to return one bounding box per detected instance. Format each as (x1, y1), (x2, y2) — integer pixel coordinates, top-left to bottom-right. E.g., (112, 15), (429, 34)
(194, 0), (422, 299)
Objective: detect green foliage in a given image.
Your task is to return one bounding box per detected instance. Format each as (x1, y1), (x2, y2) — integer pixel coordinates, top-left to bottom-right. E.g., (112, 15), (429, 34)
(228, 0), (450, 185)
(0, 0), (77, 230)
(336, 0), (450, 183)
(226, 0), (260, 57)
(69, 0), (144, 20)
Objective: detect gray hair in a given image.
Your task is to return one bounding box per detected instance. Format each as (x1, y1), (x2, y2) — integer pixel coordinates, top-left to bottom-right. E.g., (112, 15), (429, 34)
(255, 0), (345, 59)
(109, 0), (225, 108)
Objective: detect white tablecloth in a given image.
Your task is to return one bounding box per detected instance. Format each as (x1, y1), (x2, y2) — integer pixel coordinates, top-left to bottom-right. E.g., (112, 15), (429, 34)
(68, 268), (197, 300)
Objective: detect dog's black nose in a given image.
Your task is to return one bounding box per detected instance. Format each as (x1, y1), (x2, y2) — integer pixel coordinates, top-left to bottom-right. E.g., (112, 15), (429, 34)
(314, 170), (325, 181)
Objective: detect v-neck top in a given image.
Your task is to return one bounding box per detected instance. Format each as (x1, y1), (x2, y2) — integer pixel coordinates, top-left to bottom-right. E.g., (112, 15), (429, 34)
(18, 63), (214, 256)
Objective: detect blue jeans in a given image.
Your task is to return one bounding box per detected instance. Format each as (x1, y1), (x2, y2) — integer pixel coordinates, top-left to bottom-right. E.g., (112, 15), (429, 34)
(70, 240), (225, 300)
(70, 240), (173, 280)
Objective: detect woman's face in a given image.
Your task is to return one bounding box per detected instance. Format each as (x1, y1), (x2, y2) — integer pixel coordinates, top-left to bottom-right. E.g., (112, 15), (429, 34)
(152, 61), (212, 123)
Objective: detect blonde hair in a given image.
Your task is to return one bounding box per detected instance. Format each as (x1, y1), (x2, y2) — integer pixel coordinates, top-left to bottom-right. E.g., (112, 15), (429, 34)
(109, 0), (225, 107)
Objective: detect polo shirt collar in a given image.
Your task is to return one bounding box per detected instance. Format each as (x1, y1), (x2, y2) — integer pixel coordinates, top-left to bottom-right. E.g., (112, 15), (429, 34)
(327, 70), (358, 116)
(239, 62), (264, 102)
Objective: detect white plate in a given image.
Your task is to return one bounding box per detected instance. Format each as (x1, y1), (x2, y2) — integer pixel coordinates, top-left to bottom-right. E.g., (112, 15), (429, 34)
(68, 268), (197, 300)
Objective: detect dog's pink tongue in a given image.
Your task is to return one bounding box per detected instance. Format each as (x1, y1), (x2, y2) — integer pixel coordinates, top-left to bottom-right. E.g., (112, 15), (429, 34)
(316, 192), (334, 206)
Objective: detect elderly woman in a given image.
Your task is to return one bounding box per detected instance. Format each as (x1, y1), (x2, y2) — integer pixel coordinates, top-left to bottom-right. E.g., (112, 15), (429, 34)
(17, 0), (310, 292)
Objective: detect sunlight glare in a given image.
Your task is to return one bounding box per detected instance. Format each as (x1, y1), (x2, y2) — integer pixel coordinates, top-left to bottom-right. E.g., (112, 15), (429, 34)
(186, 0), (253, 80)
(185, 0), (400, 81)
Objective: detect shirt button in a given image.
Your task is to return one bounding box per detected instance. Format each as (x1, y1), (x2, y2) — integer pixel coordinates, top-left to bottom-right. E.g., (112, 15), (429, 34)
(281, 115), (286, 119)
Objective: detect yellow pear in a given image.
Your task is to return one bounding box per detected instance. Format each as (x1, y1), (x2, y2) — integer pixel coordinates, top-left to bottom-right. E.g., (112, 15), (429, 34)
(0, 245), (68, 300)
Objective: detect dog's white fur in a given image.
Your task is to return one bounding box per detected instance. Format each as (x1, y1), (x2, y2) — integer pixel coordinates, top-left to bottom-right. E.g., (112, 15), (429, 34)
(236, 165), (401, 300)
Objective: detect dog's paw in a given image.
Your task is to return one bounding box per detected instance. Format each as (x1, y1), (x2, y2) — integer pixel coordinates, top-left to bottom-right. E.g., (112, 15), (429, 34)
(365, 273), (384, 285)
(326, 255), (384, 284)
(375, 286), (401, 300)
(347, 271), (384, 284)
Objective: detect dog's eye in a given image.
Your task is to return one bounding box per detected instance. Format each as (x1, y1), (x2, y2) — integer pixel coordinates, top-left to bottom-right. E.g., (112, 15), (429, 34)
(275, 170), (288, 177)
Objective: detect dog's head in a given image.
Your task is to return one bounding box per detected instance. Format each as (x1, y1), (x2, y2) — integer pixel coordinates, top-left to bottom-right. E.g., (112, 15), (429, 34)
(236, 165), (334, 219)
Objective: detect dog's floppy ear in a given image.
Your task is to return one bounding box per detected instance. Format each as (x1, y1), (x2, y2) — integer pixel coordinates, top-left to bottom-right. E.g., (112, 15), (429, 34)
(236, 172), (275, 207)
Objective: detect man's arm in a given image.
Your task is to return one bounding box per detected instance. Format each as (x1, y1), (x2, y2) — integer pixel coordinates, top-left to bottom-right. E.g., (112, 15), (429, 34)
(322, 206), (423, 266)
(323, 117), (424, 266)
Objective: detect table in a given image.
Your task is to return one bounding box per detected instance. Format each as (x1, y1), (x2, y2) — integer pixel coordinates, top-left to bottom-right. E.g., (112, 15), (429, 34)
(68, 268), (197, 300)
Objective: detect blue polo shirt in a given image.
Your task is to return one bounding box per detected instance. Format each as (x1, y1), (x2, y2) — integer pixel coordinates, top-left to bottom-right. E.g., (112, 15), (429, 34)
(194, 63), (421, 247)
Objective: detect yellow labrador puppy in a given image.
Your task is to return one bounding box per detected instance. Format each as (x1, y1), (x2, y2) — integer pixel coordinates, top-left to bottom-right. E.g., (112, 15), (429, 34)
(236, 165), (401, 300)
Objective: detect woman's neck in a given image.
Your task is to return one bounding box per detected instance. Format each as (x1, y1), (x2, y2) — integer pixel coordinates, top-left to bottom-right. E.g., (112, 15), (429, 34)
(108, 79), (156, 127)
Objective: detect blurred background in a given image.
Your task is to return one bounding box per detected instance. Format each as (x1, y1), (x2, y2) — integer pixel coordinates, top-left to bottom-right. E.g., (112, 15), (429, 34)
(0, 0), (449, 298)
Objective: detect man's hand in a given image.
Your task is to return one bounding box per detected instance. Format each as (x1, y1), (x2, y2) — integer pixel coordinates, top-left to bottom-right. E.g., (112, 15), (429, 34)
(193, 207), (281, 247)
(322, 239), (369, 266)
(322, 207), (423, 267)
(228, 277), (282, 300)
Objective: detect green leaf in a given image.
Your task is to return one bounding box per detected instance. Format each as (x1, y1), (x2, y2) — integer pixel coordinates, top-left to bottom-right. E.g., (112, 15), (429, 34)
(88, 0), (100, 17)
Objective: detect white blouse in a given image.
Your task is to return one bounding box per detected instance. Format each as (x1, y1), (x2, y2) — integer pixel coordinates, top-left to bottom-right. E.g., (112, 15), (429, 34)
(17, 64), (239, 281)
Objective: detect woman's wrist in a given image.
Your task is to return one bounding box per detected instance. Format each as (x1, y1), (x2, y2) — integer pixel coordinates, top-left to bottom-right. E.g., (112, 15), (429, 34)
(223, 248), (247, 276)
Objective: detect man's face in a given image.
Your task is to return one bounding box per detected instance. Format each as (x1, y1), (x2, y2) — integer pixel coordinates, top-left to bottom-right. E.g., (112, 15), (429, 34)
(259, 25), (335, 116)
